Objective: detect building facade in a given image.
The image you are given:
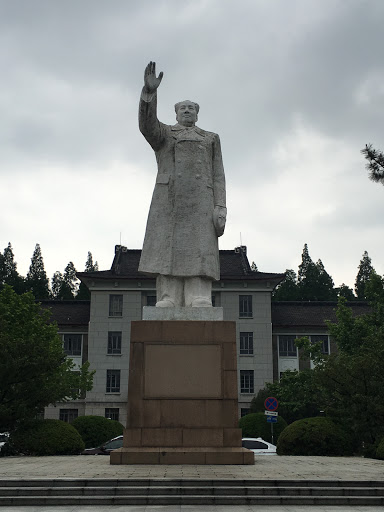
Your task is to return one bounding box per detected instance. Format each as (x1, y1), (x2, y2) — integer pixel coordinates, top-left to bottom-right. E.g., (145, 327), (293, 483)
(43, 245), (369, 425)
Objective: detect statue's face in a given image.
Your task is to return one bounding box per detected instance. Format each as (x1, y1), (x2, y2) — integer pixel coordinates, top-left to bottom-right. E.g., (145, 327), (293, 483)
(176, 101), (198, 127)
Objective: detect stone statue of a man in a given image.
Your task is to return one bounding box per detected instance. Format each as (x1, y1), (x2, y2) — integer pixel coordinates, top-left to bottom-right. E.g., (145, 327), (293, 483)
(138, 61), (227, 307)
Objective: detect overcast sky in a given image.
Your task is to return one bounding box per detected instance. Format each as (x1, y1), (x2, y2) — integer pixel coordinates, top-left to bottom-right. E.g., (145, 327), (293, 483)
(1, 0), (384, 291)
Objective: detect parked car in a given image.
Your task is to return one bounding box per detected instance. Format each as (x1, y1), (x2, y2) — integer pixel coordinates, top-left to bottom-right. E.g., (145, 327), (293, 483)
(0, 433), (9, 452)
(242, 437), (276, 455)
(81, 435), (123, 455)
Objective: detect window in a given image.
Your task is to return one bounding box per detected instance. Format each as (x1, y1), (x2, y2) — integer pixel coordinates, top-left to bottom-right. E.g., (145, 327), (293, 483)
(105, 408), (120, 421)
(59, 409), (78, 423)
(239, 295), (252, 318)
(146, 295), (156, 306)
(109, 294), (123, 317)
(240, 332), (254, 355)
(279, 335), (297, 357)
(240, 370), (254, 394)
(63, 334), (82, 356)
(242, 439), (269, 450)
(108, 331), (122, 354)
(311, 335), (329, 355)
(106, 370), (121, 393)
(240, 408), (250, 417)
(211, 294), (216, 307)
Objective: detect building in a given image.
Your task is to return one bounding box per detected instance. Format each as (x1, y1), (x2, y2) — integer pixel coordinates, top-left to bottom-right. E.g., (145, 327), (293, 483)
(43, 245), (369, 424)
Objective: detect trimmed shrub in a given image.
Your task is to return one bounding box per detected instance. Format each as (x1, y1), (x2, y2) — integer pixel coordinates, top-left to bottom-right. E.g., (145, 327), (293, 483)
(276, 417), (354, 456)
(71, 415), (124, 448)
(239, 413), (287, 444)
(376, 438), (384, 460)
(11, 419), (85, 456)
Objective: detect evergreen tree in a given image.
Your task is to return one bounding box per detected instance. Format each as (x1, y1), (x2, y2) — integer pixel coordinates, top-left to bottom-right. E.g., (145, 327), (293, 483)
(336, 283), (355, 301)
(26, 244), (50, 299)
(297, 245), (336, 301)
(362, 144), (384, 185)
(0, 243), (25, 294)
(77, 252), (98, 300)
(61, 262), (78, 300)
(51, 271), (64, 300)
(355, 251), (375, 300)
(273, 269), (299, 301)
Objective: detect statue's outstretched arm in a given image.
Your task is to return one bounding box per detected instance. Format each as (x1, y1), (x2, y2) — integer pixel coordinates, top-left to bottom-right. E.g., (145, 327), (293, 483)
(139, 61), (165, 151)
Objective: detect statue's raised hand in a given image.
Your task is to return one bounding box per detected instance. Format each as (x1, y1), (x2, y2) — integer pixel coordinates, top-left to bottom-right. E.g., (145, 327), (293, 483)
(144, 61), (163, 94)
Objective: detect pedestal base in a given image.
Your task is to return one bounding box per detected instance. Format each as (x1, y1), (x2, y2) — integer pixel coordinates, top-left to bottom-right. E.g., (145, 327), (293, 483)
(112, 320), (254, 465)
(110, 446), (254, 465)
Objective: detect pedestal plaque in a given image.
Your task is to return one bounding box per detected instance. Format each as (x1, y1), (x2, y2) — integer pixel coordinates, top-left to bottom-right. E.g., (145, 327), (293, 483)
(110, 320), (254, 465)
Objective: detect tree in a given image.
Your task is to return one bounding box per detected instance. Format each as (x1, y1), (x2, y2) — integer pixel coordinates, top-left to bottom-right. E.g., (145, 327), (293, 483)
(336, 283), (355, 301)
(0, 285), (94, 430)
(0, 243), (25, 294)
(51, 271), (64, 300)
(76, 252), (98, 300)
(273, 269), (299, 301)
(297, 245), (336, 301)
(362, 144), (384, 185)
(26, 244), (50, 299)
(355, 250), (375, 300)
(51, 262), (78, 300)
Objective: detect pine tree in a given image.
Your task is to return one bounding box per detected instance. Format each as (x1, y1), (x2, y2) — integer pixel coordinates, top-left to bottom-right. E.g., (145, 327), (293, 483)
(336, 283), (355, 301)
(297, 245), (336, 301)
(77, 252), (98, 300)
(51, 271), (64, 299)
(26, 244), (50, 299)
(362, 144), (384, 185)
(0, 243), (25, 294)
(355, 251), (375, 300)
(273, 269), (299, 301)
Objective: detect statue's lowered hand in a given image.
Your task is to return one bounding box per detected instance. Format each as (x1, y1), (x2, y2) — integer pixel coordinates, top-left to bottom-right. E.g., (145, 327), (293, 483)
(213, 206), (227, 237)
(144, 61), (163, 94)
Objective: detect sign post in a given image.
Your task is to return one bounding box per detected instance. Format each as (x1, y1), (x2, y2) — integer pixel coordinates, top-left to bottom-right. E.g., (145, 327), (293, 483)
(264, 397), (279, 445)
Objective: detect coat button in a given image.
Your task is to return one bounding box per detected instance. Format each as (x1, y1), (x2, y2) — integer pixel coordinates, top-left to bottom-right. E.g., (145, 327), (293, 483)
(177, 159), (181, 163)
(197, 160), (202, 164)
(196, 174), (201, 179)
(178, 173), (182, 177)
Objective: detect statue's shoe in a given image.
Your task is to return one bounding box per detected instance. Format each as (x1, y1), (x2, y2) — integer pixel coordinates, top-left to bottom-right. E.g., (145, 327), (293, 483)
(155, 299), (175, 307)
(191, 297), (212, 307)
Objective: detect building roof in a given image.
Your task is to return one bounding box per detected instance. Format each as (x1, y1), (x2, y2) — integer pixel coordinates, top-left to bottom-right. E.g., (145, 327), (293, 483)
(77, 245), (285, 283)
(40, 300), (90, 326)
(272, 301), (371, 329)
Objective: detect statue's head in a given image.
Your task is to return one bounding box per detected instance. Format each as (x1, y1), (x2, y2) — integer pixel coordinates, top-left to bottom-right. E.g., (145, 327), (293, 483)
(175, 100), (199, 127)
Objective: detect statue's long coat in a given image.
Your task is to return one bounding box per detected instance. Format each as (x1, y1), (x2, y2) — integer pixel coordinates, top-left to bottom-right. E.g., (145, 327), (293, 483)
(138, 91), (226, 280)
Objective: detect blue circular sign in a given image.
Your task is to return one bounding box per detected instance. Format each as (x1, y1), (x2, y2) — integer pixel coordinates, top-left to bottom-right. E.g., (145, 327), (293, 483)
(264, 396), (278, 411)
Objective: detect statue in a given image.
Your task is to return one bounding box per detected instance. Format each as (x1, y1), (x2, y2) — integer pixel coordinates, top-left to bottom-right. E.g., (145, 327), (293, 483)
(138, 61), (227, 307)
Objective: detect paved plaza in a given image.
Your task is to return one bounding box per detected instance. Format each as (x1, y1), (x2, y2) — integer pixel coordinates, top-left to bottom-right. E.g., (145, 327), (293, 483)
(0, 455), (384, 510)
(1, 454), (384, 481)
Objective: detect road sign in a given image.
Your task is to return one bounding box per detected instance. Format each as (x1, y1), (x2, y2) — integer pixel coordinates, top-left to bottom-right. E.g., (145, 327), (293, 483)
(264, 397), (279, 411)
(267, 416), (278, 423)
(264, 410), (278, 417)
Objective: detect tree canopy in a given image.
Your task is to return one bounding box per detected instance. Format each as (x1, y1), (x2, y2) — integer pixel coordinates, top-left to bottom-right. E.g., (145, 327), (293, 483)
(26, 243), (50, 299)
(264, 273), (384, 455)
(362, 144), (384, 185)
(0, 285), (94, 430)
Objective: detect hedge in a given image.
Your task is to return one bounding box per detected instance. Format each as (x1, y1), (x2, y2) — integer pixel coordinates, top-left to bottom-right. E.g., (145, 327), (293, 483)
(276, 417), (354, 456)
(11, 419), (85, 455)
(71, 415), (124, 448)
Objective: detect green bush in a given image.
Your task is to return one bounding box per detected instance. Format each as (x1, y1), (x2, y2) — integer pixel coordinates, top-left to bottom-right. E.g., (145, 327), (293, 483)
(239, 413), (287, 444)
(376, 437), (384, 460)
(10, 419), (85, 455)
(71, 415), (124, 448)
(276, 417), (354, 456)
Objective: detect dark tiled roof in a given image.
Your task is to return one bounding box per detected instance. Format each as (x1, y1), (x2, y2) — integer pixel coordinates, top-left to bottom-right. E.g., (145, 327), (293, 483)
(78, 246), (285, 283)
(272, 301), (371, 328)
(40, 301), (90, 326)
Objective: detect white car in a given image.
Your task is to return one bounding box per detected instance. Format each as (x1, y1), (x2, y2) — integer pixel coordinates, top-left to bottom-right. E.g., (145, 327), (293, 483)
(242, 437), (276, 455)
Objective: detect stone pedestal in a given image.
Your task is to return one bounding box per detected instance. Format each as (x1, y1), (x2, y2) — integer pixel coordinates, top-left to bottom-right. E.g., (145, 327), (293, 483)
(110, 320), (254, 465)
